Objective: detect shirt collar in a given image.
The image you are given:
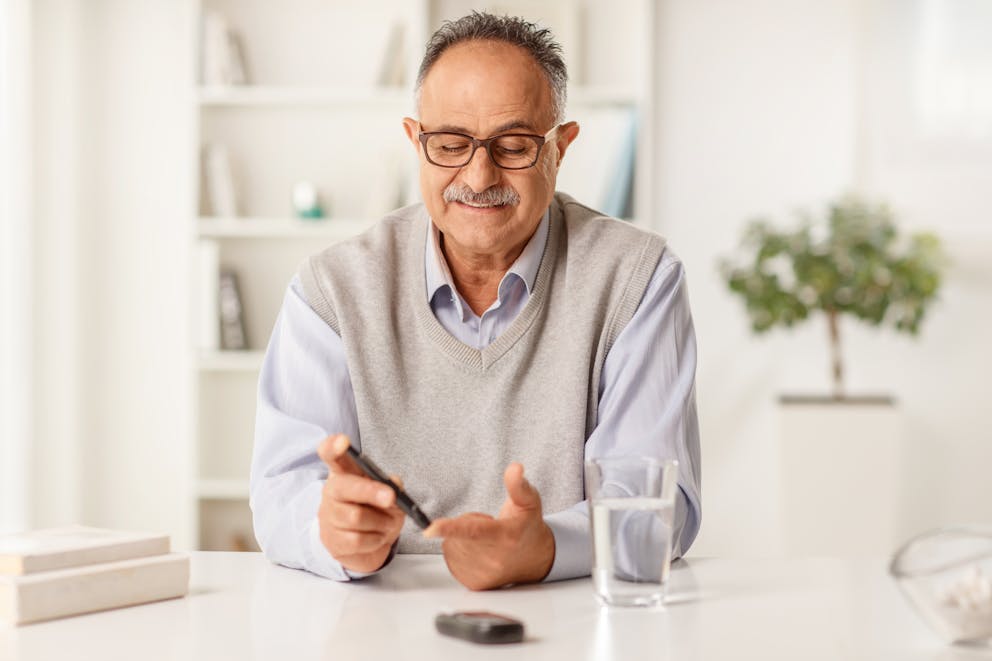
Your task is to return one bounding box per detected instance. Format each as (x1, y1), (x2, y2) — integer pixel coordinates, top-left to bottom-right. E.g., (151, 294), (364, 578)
(424, 209), (550, 305)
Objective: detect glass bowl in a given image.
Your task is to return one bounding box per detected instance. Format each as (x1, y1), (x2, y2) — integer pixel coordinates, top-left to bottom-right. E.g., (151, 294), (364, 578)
(890, 527), (992, 645)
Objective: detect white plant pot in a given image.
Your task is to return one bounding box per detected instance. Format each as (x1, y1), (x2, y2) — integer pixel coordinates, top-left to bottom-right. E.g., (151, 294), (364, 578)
(778, 395), (902, 557)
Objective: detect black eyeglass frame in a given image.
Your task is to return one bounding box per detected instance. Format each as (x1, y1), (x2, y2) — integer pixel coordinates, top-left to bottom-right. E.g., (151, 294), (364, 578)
(417, 125), (560, 170)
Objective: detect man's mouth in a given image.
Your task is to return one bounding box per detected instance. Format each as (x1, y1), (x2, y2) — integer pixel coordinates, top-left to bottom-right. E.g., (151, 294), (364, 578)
(458, 200), (506, 209)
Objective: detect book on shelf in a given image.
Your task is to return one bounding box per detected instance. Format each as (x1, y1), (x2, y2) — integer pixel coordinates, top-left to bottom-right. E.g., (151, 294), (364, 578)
(200, 10), (249, 86)
(218, 269), (248, 351)
(202, 143), (239, 218)
(0, 526), (188, 625)
(554, 106), (637, 219)
(600, 108), (637, 219)
(376, 20), (406, 87)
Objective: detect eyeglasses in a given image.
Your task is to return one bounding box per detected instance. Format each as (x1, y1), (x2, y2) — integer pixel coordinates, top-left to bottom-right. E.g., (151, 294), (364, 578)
(418, 125), (559, 170)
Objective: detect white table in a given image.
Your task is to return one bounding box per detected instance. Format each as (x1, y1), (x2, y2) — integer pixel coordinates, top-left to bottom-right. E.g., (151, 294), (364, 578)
(0, 552), (972, 660)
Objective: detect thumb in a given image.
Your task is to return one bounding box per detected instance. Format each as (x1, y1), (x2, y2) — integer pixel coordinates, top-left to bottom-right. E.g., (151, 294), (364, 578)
(503, 462), (541, 511)
(317, 434), (362, 476)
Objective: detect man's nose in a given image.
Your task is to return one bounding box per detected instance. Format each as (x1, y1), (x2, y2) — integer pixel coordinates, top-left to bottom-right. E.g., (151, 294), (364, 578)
(458, 143), (501, 192)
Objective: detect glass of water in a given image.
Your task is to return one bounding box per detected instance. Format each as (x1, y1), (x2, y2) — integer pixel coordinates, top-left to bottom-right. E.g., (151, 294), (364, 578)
(586, 456), (679, 607)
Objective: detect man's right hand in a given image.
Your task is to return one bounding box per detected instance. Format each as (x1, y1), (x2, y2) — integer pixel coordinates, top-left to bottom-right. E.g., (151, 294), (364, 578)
(316, 434), (405, 574)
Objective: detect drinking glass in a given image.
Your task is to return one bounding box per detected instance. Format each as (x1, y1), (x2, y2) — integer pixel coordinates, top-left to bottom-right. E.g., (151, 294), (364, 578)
(586, 456), (679, 607)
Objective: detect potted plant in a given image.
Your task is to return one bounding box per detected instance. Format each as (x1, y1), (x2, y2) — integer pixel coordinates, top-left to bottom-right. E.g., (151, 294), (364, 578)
(718, 195), (945, 556)
(720, 195), (944, 401)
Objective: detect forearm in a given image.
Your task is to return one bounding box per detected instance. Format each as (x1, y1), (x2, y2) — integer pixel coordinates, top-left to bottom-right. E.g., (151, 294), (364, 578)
(542, 488), (697, 583)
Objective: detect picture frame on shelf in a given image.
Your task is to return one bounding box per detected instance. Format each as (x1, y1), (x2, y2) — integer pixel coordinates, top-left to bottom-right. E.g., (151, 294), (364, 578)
(218, 270), (247, 351)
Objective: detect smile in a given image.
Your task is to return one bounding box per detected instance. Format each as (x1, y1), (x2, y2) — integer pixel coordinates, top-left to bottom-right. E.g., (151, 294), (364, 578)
(455, 200), (509, 210)
(461, 201), (504, 208)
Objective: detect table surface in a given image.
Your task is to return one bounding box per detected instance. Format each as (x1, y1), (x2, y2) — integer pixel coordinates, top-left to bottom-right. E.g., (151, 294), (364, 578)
(0, 552), (986, 661)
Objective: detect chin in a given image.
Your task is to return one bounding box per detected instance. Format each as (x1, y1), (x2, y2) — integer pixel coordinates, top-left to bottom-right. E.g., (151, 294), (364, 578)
(448, 222), (515, 253)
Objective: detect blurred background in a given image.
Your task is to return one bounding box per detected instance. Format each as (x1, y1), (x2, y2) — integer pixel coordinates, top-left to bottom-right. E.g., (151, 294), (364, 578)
(1, 0), (989, 557)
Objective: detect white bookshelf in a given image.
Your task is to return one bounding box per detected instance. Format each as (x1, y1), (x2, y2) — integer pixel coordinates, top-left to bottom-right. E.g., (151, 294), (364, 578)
(187, 0), (656, 551)
(199, 84), (641, 109)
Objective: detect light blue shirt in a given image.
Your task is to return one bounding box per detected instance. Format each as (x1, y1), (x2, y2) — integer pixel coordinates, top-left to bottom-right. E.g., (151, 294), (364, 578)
(250, 210), (702, 582)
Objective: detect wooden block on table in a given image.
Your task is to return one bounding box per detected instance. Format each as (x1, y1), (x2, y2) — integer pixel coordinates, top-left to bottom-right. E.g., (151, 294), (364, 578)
(0, 553), (189, 625)
(0, 526), (171, 576)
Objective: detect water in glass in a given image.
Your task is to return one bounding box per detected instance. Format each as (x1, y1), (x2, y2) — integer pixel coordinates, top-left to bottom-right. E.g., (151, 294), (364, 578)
(591, 495), (674, 607)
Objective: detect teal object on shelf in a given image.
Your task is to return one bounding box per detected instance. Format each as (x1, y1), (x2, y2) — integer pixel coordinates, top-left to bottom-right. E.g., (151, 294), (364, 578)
(297, 205), (324, 220)
(292, 181), (327, 220)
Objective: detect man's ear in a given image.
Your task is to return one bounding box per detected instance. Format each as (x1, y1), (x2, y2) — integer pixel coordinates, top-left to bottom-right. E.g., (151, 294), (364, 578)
(554, 121), (580, 166)
(402, 117), (421, 151)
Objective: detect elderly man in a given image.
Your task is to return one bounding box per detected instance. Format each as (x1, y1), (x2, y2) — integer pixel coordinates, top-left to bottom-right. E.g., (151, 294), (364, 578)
(250, 12), (701, 590)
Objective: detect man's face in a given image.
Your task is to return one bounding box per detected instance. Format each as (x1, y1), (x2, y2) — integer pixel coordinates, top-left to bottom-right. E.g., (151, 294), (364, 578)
(403, 40), (579, 260)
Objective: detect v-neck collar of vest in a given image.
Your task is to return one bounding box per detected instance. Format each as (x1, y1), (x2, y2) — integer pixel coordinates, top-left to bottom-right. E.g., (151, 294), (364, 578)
(410, 199), (561, 371)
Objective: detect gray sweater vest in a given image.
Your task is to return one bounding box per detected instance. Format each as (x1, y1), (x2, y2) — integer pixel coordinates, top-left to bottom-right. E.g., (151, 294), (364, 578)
(300, 192), (666, 553)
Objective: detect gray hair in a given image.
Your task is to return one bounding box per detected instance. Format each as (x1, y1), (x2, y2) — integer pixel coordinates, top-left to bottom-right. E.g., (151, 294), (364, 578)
(415, 11), (568, 124)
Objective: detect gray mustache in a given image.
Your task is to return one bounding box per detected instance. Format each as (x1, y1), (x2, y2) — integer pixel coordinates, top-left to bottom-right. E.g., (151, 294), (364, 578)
(443, 184), (520, 207)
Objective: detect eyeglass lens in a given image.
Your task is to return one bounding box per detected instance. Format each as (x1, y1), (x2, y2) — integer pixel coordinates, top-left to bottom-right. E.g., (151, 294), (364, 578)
(423, 134), (541, 169)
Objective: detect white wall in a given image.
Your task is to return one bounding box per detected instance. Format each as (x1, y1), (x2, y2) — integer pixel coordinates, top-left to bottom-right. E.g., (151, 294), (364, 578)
(29, 0), (192, 546)
(655, 0), (992, 556)
(0, 0), (33, 533)
(30, 0), (84, 528)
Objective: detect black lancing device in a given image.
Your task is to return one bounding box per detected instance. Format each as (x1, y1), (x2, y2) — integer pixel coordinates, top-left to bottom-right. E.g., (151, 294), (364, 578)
(345, 445), (432, 529)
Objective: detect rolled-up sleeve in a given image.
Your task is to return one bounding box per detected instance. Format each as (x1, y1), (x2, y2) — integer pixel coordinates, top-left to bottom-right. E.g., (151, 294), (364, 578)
(543, 250), (702, 582)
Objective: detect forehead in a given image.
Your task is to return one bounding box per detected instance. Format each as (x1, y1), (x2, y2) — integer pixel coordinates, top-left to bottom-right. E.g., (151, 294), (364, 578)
(419, 40), (554, 133)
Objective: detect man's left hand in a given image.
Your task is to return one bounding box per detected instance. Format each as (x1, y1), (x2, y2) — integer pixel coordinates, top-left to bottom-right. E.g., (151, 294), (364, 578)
(423, 462), (555, 590)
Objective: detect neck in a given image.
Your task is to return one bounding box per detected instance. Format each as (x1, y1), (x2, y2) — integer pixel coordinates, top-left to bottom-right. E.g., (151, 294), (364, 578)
(441, 235), (527, 317)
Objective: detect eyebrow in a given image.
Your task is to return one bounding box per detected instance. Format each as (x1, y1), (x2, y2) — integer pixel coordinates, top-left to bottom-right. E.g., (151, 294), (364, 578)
(430, 120), (538, 136)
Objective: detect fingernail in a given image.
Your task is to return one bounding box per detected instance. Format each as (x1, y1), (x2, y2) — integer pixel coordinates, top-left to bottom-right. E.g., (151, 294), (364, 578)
(422, 524), (438, 538)
(377, 490), (392, 507)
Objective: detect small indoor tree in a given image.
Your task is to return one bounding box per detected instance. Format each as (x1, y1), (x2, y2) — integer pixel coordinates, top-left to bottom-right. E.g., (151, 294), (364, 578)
(720, 196), (944, 400)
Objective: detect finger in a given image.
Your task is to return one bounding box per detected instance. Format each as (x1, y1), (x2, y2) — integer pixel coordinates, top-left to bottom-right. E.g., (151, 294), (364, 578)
(327, 502), (399, 532)
(503, 462), (540, 510)
(424, 513), (498, 540)
(389, 473), (404, 489)
(317, 435), (364, 476)
(326, 473), (396, 509)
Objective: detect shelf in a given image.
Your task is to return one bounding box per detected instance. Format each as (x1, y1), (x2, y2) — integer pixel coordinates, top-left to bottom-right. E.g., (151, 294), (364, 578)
(198, 350), (265, 372)
(198, 85), (410, 108)
(197, 478), (250, 501)
(197, 217), (376, 239)
(197, 85), (637, 109)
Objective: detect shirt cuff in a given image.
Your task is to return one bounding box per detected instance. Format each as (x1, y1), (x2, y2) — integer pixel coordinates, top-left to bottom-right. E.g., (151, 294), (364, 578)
(302, 517), (351, 580)
(543, 507), (592, 582)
